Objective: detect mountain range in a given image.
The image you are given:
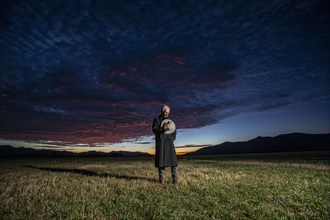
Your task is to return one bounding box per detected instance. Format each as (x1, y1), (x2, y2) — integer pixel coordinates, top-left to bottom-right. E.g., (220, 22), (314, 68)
(0, 145), (151, 158)
(188, 133), (330, 155)
(1, 133), (329, 157)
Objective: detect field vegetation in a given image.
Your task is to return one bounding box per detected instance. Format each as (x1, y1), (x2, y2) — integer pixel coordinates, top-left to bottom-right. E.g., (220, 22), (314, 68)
(0, 152), (329, 219)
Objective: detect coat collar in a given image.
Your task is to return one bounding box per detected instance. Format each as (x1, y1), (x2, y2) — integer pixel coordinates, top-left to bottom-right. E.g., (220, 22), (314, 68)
(159, 114), (169, 121)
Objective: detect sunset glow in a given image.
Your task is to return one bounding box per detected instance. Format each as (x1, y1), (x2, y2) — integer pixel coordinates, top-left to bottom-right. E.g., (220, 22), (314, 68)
(0, 1), (329, 154)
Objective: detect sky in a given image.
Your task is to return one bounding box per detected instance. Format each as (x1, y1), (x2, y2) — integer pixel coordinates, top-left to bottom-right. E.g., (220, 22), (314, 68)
(0, 0), (329, 155)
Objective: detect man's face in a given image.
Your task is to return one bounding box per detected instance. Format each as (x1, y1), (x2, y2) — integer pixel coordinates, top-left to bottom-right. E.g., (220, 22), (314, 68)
(162, 108), (170, 118)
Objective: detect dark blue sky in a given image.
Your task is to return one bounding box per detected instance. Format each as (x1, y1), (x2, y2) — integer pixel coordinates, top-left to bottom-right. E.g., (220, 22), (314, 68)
(0, 0), (329, 153)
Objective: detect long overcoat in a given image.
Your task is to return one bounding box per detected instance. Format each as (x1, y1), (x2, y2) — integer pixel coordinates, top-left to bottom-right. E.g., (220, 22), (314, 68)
(152, 115), (178, 167)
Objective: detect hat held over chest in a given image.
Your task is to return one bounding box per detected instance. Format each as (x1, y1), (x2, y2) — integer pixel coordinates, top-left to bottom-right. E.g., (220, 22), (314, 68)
(161, 119), (176, 134)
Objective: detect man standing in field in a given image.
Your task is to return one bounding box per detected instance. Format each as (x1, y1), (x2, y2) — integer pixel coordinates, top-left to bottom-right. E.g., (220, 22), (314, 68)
(152, 105), (179, 184)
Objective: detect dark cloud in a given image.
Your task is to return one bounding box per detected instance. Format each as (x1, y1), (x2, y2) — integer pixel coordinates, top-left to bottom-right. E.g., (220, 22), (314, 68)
(134, 141), (153, 145)
(0, 0), (329, 144)
(175, 144), (211, 149)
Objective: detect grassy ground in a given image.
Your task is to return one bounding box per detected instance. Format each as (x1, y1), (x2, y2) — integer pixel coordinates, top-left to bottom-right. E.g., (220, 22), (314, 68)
(0, 152), (329, 219)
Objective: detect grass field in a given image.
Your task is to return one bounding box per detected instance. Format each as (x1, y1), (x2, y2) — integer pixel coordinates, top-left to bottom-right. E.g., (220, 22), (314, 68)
(0, 152), (329, 219)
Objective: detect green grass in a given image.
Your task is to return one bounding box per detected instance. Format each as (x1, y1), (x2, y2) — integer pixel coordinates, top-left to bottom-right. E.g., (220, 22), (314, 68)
(0, 152), (329, 219)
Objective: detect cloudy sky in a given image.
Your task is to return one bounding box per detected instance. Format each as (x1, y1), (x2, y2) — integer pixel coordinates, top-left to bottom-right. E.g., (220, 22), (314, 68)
(1, 0), (329, 154)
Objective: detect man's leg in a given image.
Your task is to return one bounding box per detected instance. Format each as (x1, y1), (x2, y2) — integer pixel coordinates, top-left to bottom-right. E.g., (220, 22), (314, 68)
(159, 167), (165, 183)
(171, 166), (179, 183)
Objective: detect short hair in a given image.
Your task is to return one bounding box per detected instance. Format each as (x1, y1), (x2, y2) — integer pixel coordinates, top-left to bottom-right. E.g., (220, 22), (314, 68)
(161, 105), (170, 112)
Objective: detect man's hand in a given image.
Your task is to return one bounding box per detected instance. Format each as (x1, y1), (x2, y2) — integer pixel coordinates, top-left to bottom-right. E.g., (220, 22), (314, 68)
(163, 122), (172, 131)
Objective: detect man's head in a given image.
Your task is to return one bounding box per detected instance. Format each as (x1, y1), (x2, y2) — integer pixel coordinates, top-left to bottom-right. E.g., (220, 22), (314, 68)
(161, 105), (170, 118)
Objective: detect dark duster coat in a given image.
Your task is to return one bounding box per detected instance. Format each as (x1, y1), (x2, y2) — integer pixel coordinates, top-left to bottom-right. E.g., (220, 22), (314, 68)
(152, 115), (178, 168)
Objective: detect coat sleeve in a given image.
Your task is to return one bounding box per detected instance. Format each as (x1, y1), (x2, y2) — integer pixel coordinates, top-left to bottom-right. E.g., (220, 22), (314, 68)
(152, 118), (164, 135)
(172, 129), (177, 141)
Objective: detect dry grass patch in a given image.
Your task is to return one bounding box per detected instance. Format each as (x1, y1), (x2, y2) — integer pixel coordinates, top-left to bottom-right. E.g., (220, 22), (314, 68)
(0, 155), (329, 219)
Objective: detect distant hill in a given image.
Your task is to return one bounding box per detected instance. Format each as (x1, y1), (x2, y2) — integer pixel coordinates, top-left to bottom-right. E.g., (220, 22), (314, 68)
(78, 150), (151, 157)
(189, 133), (330, 155)
(0, 145), (151, 158)
(108, 151), (151, 157)
(0, 145), (76, 157)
